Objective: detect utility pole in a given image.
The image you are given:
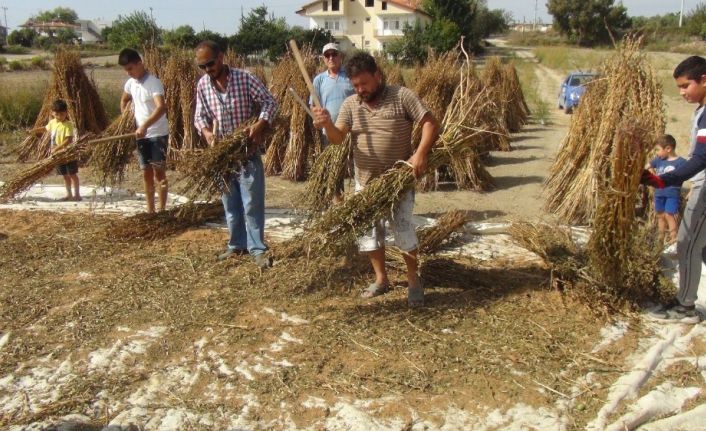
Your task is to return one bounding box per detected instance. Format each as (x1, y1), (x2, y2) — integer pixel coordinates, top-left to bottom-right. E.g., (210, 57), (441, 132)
(680, 0), (685, 27)
(533, 0), (538, 30)
(149, 7), (153, 20)
(2, 6), (8, 30)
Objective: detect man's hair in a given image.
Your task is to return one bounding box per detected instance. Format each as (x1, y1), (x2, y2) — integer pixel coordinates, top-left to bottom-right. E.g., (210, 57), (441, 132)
(344, 51), (378, 77)
(657, 134), (677, 149)
(673, 56), (706, 80)
(196, 40), (221, 56)
(51, 99), (68, 113)
(118, 48), (142, 66)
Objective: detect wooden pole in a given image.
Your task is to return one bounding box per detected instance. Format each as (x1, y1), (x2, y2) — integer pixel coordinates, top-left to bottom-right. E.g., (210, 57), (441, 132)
(288, 39), (321, 109)
(86, 133), (136, 145)
(287, 87), (315, 120)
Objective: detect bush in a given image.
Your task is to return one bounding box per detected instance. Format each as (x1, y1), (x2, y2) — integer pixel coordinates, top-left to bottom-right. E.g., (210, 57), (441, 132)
(30, 56), (47, 69)
(7, 61), (24, 71)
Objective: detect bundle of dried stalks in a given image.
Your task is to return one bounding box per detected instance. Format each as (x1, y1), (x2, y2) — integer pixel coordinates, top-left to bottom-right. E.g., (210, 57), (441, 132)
(509, 221), (583, 289)
(89, 104), (136, 186)
(275, 56), (496, 259)
(177, 125), (251, 200)
(587, 121), (661, 296)
(277, 47), (319, 181)
(20, 47), (108, 161)
(224, 48), (245, 69)
(386, 210), (467, 265)
(415, 53), (502, 191)
(502, 63), (531, 133)
(1, 135), (93, 201)
(161, 49), (200, 160)
(374, 53), (405, 87)
(544, 37), (664, 224)
(264, 117), (289, 175)
(108, 202), (223, 241)
(142, 44), (164, 78)
(302, 134), (353, 211)
(249, 64), (268, 87)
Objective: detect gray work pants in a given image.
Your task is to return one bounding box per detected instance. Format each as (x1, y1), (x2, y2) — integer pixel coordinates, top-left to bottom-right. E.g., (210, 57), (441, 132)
(676, 183), (706, 306)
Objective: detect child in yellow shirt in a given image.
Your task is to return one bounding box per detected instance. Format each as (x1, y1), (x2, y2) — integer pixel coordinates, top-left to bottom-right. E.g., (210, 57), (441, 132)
(44, 99), (81, 201)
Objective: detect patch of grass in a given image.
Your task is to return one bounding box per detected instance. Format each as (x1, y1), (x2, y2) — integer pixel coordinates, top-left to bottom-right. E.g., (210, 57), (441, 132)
(534, 46), (608, 74)
(0, 80), (47, 132)
(97, 84), (124, 121)
(7, 60), (24, 71)
(1, 44), (30, 55)
(29, 56), (48, 70)
(514, 60), (551, 125)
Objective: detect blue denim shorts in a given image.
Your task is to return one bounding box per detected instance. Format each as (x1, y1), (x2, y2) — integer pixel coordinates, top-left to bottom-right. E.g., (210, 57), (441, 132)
(136, 135), (168, 169)
(56, 160), (78, 176)
(654, 196), (680, 215)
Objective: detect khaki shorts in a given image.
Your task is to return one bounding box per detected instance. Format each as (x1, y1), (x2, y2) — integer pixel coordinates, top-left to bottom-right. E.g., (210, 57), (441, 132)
(355, 181), (418, 252)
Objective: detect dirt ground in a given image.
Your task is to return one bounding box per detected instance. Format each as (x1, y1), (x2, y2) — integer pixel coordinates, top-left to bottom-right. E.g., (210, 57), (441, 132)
(1, 43), (705, 430)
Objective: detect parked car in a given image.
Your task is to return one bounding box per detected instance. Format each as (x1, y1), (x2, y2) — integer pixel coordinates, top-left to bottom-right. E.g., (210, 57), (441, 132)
(558, 72), (596, 114)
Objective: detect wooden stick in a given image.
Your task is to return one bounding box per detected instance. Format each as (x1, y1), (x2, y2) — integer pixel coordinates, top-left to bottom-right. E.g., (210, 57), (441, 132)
(86, 133), (136, 145)
(212, 119), (219, 146)
(287, 87), (315, 120)
(288, 39), (321, 108)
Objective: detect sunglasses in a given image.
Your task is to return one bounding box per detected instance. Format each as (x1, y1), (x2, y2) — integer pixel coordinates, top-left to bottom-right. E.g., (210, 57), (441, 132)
(197, 58), (217, 70)
(323, 51), (339, 59)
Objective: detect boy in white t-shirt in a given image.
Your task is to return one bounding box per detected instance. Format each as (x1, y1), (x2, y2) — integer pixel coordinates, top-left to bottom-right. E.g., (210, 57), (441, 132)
(118, 48), (169, 213)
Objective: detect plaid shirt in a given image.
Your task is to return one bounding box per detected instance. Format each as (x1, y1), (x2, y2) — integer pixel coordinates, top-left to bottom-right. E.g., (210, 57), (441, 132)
(194, 66), (277, 136)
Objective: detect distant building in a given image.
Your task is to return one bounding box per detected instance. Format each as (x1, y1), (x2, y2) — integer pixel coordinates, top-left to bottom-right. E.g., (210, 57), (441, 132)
(511, 22), (553, 33)
(20, 20), (79, 37)
(76, 19), (111, 43)
(296, 0), (432, 52)
(0, 25), (7, 46)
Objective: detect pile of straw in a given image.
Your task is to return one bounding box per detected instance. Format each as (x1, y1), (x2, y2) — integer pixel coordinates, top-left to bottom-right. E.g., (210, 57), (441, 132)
(20, 48), (108, 161)
(108, 202), (223, 241)
(301, 134), (353, 211)
(386, 210), (467, 265)
(161, 49), (200, 160)
(374, 53), (405, 87)
(276, 53), (497, 259)
(142, 44), (164, 78)
(1, 135), (93, 202)
(544, 37), (664, 225)
(177, 124), (251, 200)
(89, 104), (136, 187)
(481, 57), (529, 136)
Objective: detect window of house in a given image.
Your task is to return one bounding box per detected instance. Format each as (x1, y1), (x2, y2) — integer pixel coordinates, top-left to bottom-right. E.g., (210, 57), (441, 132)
(382, 2), (387, 10)
(365, 40), (370, 47)
(365, 0), (374, 7)
(352, 20), (357, 24)
(324, 20), (340, 31)
(332, 0), (340, 11)
(323, 1), (328, 11)
(365, 17), (371, 22)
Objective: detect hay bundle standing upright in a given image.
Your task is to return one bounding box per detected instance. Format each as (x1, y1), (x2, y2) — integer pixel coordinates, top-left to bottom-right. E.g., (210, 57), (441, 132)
(119, 48), (170, 214)
(313, 52), (440, 306)
(193, 41), (278, 269)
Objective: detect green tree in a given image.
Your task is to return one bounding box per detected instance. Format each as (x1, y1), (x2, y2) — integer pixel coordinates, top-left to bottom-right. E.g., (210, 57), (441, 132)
(105, 11), (160, 49)
(33, 7), (78, 23)
(195, 30), (229, 50)
(163, 25), (197, 48)
(7, 28), (38, 47)
(55, 28), (78, 44)
(685, 3), (706, 39)
(547, 0), (631, 46)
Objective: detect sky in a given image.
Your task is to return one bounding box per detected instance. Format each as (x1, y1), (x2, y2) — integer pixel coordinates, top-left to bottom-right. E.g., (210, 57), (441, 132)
(0, 0), (694, 34)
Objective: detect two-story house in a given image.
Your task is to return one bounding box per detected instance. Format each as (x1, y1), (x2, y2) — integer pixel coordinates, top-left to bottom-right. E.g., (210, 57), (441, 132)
(296, 0), (432, 52)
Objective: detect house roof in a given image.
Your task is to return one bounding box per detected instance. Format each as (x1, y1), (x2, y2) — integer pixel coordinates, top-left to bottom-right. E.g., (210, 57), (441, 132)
(296, 0), (431, 17)
(20, 20), (79, 30)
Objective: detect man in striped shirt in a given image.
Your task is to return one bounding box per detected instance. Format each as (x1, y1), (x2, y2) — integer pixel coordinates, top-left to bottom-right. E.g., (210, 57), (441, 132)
(194, 40), (277, 268)
(313, 52), (440, 307)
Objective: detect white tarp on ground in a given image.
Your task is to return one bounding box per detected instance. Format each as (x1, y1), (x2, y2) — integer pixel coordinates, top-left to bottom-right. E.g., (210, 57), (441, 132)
(1, 183), (705, 430)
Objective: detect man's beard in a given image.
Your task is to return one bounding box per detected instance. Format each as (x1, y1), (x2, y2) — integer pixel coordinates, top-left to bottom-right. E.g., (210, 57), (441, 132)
(358, 83), (384, 103)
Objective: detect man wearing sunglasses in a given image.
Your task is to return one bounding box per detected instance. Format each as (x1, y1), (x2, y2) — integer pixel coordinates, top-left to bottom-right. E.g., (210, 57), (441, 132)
(194, 40), (278, 268)
(311, 43), (355, 203)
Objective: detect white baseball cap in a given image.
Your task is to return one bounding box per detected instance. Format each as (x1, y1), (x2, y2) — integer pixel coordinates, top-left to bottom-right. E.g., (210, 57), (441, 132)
(322, 43), (340, 55)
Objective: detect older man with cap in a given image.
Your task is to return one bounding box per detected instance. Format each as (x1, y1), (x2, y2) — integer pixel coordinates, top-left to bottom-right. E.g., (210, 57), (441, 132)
(311, 43), (355, 202)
